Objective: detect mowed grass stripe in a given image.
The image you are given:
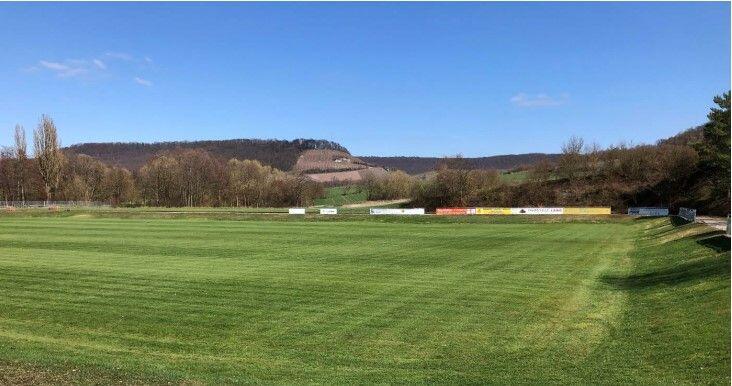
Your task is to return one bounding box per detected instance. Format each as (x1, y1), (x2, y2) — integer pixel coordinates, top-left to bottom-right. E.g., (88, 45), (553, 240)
(0, 224), (613, 280)
(0, 216), (726, 383)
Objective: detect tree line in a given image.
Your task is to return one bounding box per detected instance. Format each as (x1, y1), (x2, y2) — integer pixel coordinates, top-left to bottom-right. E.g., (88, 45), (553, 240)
(359, 154), (560, 175)
(65, 138), (349, 172)
(0, 116), (324, 207)
(359, 92), (730, 215)
(3, 92), (727, 212)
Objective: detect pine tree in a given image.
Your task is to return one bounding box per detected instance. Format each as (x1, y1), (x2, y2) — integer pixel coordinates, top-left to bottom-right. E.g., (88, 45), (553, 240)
(695, 92), (730, 198)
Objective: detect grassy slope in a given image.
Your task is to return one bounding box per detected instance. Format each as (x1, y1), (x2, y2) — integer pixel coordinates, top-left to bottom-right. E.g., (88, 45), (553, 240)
(499, 170), (530, 184)
(592, 218), (730, 383)
(0, 215), (727, 384)
(314, 186), (368, 207)
(418, 170), (529, 184)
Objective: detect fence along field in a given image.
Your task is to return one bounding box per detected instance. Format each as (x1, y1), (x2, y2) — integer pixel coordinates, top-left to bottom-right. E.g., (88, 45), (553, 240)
(4, 205), (628, 218)
(438, 207), (612, 215)
(2, 201), (110, 208)
(627, 207), (669, 216)
(436, 208), (477, 215)
(0, 214), (727, 383)
(287, 206), (612, 216)
(370, 208), (425, 215)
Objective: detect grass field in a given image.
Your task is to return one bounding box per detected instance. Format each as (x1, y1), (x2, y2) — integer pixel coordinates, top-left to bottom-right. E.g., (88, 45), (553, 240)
(499, 170), (530, 184)
(0, 213), (728, 384)
(314, 185), (369, 207)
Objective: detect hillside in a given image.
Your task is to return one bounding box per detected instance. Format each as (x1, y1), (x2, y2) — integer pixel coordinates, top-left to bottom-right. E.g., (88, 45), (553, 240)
(359, 153), (560, 174)
(291, 149), (388, 184)
(407, 92), (730, 215)
(306, 167), (387, 185)
(65, 139), (349, 172)
(657, 125), (704, 146)
(292, 149), (369, 173)
(64, 138), (561, 176)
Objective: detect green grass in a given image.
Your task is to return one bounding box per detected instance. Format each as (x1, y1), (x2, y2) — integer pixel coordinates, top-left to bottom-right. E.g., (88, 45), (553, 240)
(314, 185), (369, 207)
(0, 214), (728, 384)
(499, 170), (564, 184)
(499, 170), (530, 184)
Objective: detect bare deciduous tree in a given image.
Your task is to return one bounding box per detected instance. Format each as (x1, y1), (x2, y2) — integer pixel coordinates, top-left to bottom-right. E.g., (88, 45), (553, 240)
(362, 169), (416, 201)
(105, 166), (136, 207)
(528, 158), (554, 182)
(33, 115), (64, 202)
(61, 154), (108, 202)
(14, 124), (28, 203)
(558, 135), (585, 180)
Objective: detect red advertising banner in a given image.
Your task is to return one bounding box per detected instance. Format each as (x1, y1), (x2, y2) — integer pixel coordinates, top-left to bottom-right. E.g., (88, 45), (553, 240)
(436, 208), (476, 215)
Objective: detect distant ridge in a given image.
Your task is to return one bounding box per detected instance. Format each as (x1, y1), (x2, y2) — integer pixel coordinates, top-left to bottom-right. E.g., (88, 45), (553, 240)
(65, 138), (560, 175)
(65, 138), (349, 171)
(359, 153), (561, 174)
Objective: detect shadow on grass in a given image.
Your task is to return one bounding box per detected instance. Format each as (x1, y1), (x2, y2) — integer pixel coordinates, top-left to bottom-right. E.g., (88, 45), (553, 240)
(697, 234), (731, 253)
(601, 256), (729, 290)
(669, 216), (691, 227)
(632, 217), (662, 223)
(602, 230), (730, 290)
(631, 215), (691, 227)
(634, 216), (691, 241)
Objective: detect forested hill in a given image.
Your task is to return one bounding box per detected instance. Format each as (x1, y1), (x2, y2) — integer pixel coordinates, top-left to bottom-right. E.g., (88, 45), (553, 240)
(65, 138), (349, 171)
(66, 137), (561, 174)
(359, 153), (561, 174)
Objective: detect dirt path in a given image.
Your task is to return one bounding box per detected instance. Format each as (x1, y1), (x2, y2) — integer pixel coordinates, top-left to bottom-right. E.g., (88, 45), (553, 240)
(341, 199), (411, 208)
(696, 216), (729, 233)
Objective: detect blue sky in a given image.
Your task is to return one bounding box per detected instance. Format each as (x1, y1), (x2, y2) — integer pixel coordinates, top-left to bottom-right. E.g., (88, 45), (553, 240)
(0, 2), (729, 156)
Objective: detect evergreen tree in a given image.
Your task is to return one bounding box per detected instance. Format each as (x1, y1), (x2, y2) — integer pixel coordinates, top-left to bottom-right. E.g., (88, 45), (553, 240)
(695, 91), (730, 198)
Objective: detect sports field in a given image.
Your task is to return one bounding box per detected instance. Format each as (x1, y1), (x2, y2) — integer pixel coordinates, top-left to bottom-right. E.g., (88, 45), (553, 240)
(0, 214), (728, 384)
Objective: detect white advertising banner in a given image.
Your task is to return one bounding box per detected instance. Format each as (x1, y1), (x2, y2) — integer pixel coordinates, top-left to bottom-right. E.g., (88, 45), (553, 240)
(319, 208), (338, 215)
(370, 208), (425, 215)
(627, 207), (669, 216)
(510, 207), (564, 215)
(288, 208), (306, 215)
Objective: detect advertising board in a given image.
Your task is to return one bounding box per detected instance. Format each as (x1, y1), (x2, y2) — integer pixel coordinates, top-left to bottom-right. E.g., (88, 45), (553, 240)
(476, 208), (512, 215)
(370, 208), (425, 215)
(678, 207), (696, 222)
(511, 207), (564, 215)
(436, 208), (476, 215)
(476, 207), (610, 215)
(563, 207), (612, 215)
(627, 207), (669, 216)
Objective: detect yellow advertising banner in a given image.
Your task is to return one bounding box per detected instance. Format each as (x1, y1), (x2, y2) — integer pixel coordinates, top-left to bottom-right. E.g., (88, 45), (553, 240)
(475, 207), (611, 215)
(563, 207), (611, 215)
(476, 207), (512, 215)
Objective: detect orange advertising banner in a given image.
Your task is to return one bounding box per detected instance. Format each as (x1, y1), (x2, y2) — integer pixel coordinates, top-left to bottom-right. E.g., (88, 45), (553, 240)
(436, 208), (477, 215)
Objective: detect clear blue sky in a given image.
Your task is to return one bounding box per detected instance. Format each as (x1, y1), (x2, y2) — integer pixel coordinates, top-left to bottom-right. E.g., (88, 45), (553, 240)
(0, 2), (729, 156)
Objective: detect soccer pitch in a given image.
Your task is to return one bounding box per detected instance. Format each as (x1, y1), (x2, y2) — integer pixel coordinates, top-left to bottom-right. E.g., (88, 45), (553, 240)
(0, 214), (728, 384)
